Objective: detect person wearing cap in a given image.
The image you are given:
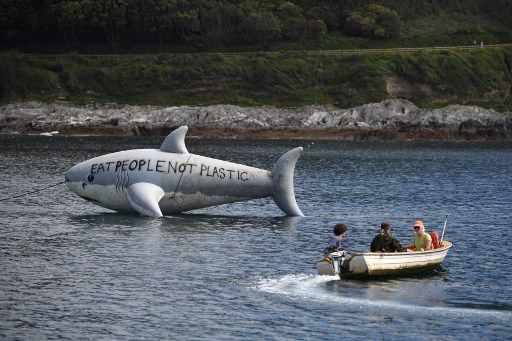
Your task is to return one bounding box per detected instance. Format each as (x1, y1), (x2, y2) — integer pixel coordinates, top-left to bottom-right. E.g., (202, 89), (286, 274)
(323, 223), (348, 255)
(370, 222), (403, 252)
(404, 220), (432, 252)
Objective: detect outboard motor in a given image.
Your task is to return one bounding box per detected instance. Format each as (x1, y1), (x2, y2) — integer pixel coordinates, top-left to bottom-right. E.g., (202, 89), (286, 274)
(330, 250), (352, 276)
(316, 250), (352, 276)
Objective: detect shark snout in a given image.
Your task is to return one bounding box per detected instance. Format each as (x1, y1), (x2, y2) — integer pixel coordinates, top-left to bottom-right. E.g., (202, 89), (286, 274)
(65, 165), (84, 184)
(65, 166), (86, 195)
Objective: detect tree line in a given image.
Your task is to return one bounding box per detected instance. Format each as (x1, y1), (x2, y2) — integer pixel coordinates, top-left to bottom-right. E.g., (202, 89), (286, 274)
(1, 0), (510, 49)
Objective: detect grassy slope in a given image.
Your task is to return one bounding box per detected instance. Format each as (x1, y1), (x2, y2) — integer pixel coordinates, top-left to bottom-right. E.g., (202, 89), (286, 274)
(1, 12), (511, 111)
(2, 47), (511, 111)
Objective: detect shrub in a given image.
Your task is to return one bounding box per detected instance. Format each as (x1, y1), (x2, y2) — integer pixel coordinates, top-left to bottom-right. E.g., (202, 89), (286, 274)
(239, 12), (281, 44)
(277, 2), (327, 41)
(343, 4), (401, 40)
(0, 52), (60, 101)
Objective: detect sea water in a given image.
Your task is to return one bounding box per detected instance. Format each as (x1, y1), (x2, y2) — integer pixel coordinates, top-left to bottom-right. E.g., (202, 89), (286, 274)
(1, 135), (511, 340)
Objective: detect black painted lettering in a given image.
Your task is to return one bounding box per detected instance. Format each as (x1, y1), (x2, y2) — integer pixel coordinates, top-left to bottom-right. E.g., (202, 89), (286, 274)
(168, 161), (177, 173)
(156, 160), (164, 172)
(178, 163), (187, 173)
(212, 167), (219, 177)
(200, 164), (207, 176)
(138, 159), (147, 171)
(188, 164), (197, 173)
(218, 167), (225, 179)
(115, 161), (122, 172)
(97, 163), (105, 173)
(105, 161), (114, 171)
(227, 169), (235, 179)
(122, 160), (128, 171)
(240, 171), (249, 181)
(129, 160), (138, 171)
(90, 164), (98, 174)
(146, 159), (154, 171)
(206, 166), (214, 177)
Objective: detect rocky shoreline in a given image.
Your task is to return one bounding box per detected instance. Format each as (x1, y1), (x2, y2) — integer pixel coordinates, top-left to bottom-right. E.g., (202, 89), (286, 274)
(1, 99), (511, 140)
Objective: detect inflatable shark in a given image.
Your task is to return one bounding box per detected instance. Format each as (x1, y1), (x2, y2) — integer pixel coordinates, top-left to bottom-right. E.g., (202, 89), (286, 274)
(65, 126), (304, 217)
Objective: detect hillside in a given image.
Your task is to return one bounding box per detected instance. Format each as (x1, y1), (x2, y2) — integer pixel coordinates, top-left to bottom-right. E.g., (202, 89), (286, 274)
(1, 0), (512, 140)
(2, 1), (511, 53)
(2, 46), (512, 111)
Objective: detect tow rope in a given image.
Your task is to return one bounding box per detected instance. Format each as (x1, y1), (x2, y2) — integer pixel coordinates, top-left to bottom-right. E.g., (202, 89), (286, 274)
(0, 180), (66, 202)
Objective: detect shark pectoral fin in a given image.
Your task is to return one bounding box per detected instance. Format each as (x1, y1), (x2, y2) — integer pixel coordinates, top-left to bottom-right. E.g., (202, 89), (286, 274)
(160, 126), (189, 154)
(126, 182), (165, 218)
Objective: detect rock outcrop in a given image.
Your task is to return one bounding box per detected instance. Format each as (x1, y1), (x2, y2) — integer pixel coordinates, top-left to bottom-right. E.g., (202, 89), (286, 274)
(1, 99), (511, 140)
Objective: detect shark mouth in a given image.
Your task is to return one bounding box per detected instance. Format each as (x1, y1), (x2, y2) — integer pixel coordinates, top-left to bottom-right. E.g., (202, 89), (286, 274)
(79, 195), (101, 204)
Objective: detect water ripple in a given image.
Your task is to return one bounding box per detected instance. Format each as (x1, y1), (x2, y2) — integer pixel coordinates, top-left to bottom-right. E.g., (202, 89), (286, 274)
(1, 136), (511, 340)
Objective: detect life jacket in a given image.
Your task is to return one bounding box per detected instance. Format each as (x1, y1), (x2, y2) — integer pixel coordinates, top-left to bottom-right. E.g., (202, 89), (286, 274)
(431, 231), (440, 249)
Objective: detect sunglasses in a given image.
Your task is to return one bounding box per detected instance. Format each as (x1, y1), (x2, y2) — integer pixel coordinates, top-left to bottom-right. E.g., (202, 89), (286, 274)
(414, 226), (421, 230)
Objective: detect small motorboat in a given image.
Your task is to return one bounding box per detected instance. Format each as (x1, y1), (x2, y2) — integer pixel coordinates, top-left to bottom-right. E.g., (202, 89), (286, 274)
(316, 241), (452, 279)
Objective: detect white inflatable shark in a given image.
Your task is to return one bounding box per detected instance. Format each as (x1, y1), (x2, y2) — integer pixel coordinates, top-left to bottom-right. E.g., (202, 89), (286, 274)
(65, 126), (304, 217)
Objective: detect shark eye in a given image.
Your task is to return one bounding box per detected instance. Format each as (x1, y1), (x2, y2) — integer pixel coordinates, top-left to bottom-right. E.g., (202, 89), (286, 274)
(87, 174), (95, 182)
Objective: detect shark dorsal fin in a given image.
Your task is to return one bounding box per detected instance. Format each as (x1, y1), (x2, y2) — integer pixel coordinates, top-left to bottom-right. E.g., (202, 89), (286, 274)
(160, 126), (189, 154)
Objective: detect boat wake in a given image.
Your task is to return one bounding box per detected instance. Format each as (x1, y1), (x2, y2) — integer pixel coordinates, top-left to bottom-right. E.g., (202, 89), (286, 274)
(254, 273), (512, 321)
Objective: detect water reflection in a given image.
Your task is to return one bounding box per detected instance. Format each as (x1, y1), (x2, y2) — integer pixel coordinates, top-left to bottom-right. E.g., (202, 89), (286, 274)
(69, 212), (162, 230)
(65, 212), (302, 239)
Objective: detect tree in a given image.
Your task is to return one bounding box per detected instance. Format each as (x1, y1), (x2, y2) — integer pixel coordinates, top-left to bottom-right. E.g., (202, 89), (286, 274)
(127, 0), (178, 43)
(0, 0), (51, 43)
(344, 12), (375, 37)
(194, 2), (237, 47)
(89, 0), (128, 48)
(369, 4), (400, 38)
(277, 2), (307, 40)
(53, 0), (92, 48)
(239, 12), (281, 45)
(304, 19), (327, 40)
(173, 9), (200, 43)
(277, 2), (327, 41)
(305, 3), (341, 30)
(343, 4), (401, 39)
(172, 1), (241, 47)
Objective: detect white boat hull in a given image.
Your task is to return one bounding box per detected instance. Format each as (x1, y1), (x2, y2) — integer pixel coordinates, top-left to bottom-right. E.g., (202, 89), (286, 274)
(316, 241), (452, 278)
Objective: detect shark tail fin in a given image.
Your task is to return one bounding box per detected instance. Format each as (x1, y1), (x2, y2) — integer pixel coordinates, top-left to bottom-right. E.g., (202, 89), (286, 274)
(271, 147), (304, 217)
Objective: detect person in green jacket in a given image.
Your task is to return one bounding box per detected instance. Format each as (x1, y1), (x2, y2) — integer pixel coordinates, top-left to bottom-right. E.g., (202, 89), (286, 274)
(370, 222), (403, 252)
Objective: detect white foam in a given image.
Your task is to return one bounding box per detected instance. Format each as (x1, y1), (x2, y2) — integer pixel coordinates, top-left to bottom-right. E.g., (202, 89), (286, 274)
(38, 131), (59, 136)
(255, 274), (512, 321)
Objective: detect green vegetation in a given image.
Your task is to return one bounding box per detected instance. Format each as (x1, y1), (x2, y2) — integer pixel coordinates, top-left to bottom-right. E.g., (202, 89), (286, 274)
(2, 47), (511, 111)
(1, 0), (511, 53)
(344, 4), (400, 40)
(1, 1), (511, 111)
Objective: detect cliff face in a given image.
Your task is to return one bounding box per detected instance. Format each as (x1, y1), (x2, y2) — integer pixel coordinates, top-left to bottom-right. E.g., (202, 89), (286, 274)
(1, 99), (511, 140)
